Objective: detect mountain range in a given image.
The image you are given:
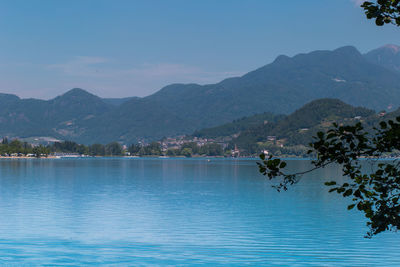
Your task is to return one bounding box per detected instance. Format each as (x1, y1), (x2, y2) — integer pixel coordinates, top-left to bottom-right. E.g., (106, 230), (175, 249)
(1, 44), (400, 144)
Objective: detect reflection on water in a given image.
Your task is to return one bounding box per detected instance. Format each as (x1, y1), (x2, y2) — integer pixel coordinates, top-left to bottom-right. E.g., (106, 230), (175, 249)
(0, 158), (398, 265)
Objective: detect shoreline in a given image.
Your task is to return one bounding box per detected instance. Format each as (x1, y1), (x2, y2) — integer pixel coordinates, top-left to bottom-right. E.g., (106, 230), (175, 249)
(1, 155), (399, 161)
(0, 155), (254, 160)
(0, 156), (60, 159)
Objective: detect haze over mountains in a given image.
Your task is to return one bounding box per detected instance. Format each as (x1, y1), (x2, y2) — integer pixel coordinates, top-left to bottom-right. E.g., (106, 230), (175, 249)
(1, 44), (400, 144)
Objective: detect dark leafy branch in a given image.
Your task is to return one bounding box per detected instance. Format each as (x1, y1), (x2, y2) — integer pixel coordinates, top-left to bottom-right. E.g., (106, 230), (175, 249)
(361, 0), (400, 26)
(258, 118), (400, 237)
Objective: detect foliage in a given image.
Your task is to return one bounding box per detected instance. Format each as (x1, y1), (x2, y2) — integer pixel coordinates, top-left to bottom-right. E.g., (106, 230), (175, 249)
(165, 142), (224, 157)
(50, 140), (88, 155)
(0, 138), (50, 157)
(181, 148), (193, 158)
(32, 145), (50, 158)
(138, 142), (162, 156)
(127, 144), (141, 155)
(105, 142), (123, 156)
(201, 143), (224, 156)
(89, 144), (106, 156)
(258, 117), (400, 237)
(49, 141), (123, 156)
(362, 1), (400, 26)
(0, 139), (224, 158)
(192, 112), (282, 139)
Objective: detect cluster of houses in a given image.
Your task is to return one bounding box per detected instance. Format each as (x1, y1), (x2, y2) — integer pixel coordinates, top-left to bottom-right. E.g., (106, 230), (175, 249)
(2, 153), (37, 158)
(160, 136), (230, 151)
(159, 136), (270, 157)
(158, 136), (247, 157)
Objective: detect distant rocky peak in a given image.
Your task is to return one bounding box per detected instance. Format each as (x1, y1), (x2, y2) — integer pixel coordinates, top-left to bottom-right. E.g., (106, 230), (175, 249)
(364, 44), (400, 73)
(273, 54), (290, 63)
(53, 88), (100, 102)
(382, 44), (400, 54)
(334, 45), (359, 53)
(62, 88), (93, 97)
(332, 46), (363, 58)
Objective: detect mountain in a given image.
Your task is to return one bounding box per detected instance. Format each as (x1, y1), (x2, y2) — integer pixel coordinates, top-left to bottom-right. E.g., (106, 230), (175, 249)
(102, 96), (139, 106)
(48, 88), (112, 123)
(0, 88), (112, 140)
(79, 97), (194, 144)
(364, 44), (400, 73)
(224, 99), (376, 154)
(86, 45), (400, 143)
(192, 112), (284, 139)
(76, 46), (400, 142)
(2, 45), (400, 144)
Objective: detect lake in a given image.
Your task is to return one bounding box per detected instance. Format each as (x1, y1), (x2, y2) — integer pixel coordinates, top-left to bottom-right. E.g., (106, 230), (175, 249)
(0, 158), (398, 265)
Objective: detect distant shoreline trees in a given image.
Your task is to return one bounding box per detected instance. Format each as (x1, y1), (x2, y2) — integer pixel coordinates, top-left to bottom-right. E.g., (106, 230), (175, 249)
(0, 138), (49, 157)
(0, 138), (225, 158)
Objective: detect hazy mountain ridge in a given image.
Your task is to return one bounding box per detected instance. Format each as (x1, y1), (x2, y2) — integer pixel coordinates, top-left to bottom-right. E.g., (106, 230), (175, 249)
(1, 45), (400, 144)
(364, 44), (400, 73)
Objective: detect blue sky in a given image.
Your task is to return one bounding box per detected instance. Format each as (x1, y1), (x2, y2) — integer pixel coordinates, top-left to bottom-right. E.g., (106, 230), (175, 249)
(1, 0), (400, 99)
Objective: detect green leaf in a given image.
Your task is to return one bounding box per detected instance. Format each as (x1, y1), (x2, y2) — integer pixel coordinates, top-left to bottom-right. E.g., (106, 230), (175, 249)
(376, 17), (385, 26)
(347, 204), (356, 210)
(384, 16), (392, 24)
(343, 189), (353, 197)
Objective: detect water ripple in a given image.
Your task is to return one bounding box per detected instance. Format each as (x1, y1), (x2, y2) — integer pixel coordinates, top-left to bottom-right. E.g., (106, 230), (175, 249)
(0, 158), (398, 265)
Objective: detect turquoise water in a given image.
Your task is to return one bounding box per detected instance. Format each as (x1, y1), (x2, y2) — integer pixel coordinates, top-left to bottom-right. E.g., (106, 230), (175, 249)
(0, 158), (398, 265)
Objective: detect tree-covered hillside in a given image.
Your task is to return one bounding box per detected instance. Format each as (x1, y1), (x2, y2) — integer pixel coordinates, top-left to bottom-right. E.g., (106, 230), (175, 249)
(234, 99), (376, 155)
(192, 112), (284, 139)
(194, 99), (376, 155)
(0, 88), (112, 140)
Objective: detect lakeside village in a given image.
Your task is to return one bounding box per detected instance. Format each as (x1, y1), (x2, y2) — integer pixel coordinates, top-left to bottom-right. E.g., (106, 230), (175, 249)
(0, 136), (259, 159)
(4, 134), (397, 159)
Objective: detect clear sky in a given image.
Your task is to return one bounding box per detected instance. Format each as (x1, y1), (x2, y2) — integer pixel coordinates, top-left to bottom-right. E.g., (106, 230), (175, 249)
(1, 0), (400, 99)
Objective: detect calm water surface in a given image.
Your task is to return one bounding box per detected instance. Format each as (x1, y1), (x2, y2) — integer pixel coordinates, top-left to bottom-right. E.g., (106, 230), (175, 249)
(0, 158), (398, 265)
